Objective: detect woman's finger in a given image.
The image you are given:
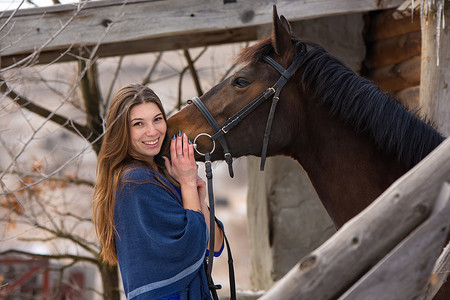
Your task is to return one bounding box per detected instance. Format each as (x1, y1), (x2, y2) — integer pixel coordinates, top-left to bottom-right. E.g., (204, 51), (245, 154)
(176, 131), (183, 158)
(170, 134), (176, 158)
(182, 133), (189, 159)
(188, 137), (195, 161)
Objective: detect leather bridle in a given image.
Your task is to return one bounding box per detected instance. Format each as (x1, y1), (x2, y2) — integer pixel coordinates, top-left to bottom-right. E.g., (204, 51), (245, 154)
(190, 43), (307, 300)
(191, 42), (307, 173)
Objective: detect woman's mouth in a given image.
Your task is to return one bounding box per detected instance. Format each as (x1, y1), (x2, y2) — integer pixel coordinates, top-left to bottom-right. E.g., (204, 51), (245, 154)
(142, 138), (159, 146)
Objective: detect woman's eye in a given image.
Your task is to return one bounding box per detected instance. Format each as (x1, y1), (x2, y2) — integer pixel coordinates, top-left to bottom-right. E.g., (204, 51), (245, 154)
(133, 122), (143, 126)
(154, 117), (163, 122)
(232, 77), (250, 88)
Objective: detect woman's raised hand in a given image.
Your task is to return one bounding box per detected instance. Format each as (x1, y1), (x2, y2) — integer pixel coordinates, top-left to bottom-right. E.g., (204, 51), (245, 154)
(164, 131), (198, 188)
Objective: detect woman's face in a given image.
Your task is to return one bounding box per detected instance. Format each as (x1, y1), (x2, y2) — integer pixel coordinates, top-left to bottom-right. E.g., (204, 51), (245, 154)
(129, 102), (167, 162)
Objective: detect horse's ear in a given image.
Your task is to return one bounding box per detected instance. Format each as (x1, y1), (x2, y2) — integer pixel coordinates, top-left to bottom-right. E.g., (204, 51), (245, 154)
(272, 5), (293, 56)
(280, 15), (292, 33)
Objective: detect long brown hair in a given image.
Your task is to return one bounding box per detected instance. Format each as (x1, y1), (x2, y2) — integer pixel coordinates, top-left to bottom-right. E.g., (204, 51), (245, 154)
(93, 84), (173, 264)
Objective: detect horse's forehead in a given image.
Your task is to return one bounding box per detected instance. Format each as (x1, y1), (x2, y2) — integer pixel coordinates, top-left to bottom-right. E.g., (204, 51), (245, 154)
(236, 61), (279, 80)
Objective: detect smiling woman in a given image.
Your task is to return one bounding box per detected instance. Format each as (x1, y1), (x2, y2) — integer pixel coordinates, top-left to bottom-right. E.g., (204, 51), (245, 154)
(128, 102), (167, 167)
(92, 84), (224, 300)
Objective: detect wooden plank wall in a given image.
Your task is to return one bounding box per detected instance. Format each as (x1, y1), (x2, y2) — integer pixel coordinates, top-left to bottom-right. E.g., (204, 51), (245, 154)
(364, 9), (421, 109)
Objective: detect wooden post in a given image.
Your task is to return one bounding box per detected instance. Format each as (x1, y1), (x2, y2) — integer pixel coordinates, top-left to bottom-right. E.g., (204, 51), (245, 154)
(419, 4), (450, 136)
(419, 4), (450, 298)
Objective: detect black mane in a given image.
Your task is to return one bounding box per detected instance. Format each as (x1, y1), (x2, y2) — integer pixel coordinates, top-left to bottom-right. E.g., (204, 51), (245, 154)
(238, 38), (445, 169)
(300, 43), (444, 168)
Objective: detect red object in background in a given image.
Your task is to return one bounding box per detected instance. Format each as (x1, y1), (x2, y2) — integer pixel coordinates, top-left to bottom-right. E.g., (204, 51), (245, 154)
(0, 257), (86, 299)
(0, 257), (50, 299)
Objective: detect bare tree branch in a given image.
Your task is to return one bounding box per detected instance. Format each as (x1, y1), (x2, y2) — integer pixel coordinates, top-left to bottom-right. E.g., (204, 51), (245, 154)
(104, 56), (124, 115)
(175, 47), (208, 111)
(0, 249), (98, 264)
(1, 1), (89, 72)
(0, 0), (26, 33)
(78, 60), (103, 153)
(142, 52), (163, 86)
(184, 49), (203, 96)
(0, 80), (92, 139)
(0, 7), (121, 190)
(0, 2), (245, 299)
(0, 168), (94, 187)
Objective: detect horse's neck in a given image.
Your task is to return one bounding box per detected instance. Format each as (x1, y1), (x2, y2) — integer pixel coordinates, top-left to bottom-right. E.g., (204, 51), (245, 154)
(292, 106), (407, 228)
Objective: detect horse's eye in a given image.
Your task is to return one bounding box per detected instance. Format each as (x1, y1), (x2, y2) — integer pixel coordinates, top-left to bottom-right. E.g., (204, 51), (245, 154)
(232, 77), (250, 88)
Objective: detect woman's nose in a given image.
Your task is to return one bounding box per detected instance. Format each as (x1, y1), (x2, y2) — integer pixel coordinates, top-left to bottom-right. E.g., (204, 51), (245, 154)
(145, 125), (157, 136)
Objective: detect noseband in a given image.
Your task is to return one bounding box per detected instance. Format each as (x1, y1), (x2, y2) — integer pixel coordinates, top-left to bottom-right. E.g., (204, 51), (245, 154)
(188, 43), (306, 300)
(191, 43), (307, 173)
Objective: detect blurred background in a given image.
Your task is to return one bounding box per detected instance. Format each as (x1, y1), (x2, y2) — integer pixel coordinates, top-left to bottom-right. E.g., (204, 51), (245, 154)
(0, 1), (252, 296)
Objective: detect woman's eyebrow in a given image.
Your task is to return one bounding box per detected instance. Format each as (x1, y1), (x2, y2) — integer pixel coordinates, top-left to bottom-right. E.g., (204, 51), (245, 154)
(130, 113), (163, 123)
(130, 117), (144, 123)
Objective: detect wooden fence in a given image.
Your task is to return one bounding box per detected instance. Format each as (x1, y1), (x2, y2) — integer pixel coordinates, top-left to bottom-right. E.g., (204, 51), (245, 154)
(261, 137), (450, 299)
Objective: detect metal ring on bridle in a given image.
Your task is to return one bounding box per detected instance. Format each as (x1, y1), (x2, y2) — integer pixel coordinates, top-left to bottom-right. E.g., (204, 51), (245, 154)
(193, 133), (215, 156)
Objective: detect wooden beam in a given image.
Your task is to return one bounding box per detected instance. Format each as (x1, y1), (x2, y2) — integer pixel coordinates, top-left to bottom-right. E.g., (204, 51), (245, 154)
(0, 0), (404, 68)
(339, 183), (450, 299)
(1, 27), (258, 67)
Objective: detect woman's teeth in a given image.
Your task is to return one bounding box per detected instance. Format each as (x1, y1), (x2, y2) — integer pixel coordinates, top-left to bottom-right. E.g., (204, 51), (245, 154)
(143, 139), (158, 145)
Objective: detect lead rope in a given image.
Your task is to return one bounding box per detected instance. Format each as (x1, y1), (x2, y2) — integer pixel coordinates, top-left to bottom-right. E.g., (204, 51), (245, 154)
(204, 152), (220, 300)
(202, 150), (236, 300)
(259, 88), (281, 171)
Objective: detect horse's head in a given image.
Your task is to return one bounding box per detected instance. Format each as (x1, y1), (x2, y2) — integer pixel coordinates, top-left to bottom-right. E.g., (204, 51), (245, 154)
(167, 6), (309, 163)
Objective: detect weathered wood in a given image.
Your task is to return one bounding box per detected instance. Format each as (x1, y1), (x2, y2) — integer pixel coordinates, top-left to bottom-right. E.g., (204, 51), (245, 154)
(365, 30), (421, 68)
(0, 0), (404, 67)
(1, 27), (259, 67)
(394, 85), (420, 109)
(419, 6), (450, 298)
(392, 0), (421, 19)
(419, 5), (450, 136)
(366, 8), (420, 42)
(424, 242), (450, 299)
(369, 55), (421, 92)
(259, 137), (450, 300)
(338, 183), (450, 300)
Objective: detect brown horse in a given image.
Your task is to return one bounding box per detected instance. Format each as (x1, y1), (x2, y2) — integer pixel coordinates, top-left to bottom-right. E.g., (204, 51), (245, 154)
(167, 6), (447, 299)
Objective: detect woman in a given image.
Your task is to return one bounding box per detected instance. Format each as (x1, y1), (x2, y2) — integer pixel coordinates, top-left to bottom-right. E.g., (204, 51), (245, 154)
(93, 84), (224, 300)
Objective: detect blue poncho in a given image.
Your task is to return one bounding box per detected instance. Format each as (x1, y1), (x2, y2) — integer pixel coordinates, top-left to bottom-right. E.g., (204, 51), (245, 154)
(114, 166), (216, 300)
